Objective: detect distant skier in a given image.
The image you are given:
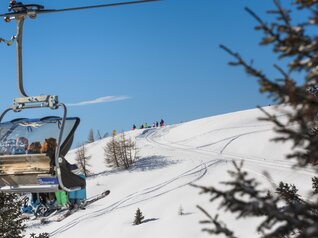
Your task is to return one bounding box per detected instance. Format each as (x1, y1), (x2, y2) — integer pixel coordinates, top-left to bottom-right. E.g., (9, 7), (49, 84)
(132, 124), (136, 130)
(113, 129), (117, 136)
(160, 119), (165, 127)
(156, 121), (159, 127)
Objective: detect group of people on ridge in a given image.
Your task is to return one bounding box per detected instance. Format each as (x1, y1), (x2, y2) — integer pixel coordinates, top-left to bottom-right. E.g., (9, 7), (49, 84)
(132, 119), (165, 130)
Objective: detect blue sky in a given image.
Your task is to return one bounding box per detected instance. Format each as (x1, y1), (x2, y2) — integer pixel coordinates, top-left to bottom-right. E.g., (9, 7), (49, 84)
(0, 0), (280, 145)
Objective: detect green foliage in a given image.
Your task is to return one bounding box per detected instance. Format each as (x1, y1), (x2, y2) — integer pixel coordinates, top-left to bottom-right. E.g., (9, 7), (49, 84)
(87, 128), (94, 143)
(0, 192), (27, 238)
(313, 177), (318, 194)
(276, 182), (302, 204)
(178, 205), (184, 216)
(196, 1), (318, 237)
(29, 233), (50, 238)
(133, 208), (144, 225)
(195, 161), (318, 237)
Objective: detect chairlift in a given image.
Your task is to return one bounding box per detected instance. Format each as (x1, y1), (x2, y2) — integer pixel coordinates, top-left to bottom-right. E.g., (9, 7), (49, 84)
(0, 0), (159, 193)
(0, 114), (84, 193)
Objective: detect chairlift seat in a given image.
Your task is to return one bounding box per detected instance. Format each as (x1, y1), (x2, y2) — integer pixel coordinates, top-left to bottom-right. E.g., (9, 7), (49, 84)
(0, 116), (85, 193)
(0, 153), (51, 175)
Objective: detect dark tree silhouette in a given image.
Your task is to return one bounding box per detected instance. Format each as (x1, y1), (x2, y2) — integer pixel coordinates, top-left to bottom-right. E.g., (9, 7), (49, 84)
(87, 128), (94, 143)
(104, 133), (137, 169)
(29, 233), (49, 238)
(75, 143), (92, 177)
(133, 208), (144, 225)
(195, 1), (318, 237)
(0, 192), (27, 238)
(313, 177), (318, 194)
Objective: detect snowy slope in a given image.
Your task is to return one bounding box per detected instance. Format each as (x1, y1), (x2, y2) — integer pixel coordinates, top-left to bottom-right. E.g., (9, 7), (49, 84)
(25, 105), (316, 238)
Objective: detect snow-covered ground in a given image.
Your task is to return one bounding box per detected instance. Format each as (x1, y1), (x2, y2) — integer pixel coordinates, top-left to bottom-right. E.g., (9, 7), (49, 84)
(25, 105), (316, 237)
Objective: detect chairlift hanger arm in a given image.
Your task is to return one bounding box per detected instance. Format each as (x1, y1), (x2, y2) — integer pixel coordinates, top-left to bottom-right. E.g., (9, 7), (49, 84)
(0, 0), (159, 193)
(0, 0), (160, 18)
(0, 0), (160, 98)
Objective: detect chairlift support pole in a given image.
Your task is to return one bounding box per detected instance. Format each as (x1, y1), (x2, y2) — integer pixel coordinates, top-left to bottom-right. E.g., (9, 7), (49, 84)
(1, 11), (60, 109)
(16, 17), (27, 97)
(0, 14), (29, 97)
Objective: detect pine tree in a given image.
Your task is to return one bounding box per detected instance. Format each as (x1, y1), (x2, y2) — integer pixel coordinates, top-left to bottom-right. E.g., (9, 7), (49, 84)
(178, 205), (184, 216)
(75, 143), (91, 177)
(0, 192), (27, 238)
(313, 177), (318, 194)
(133, 208), (144, 225)
(276, 182), (302, 205)
(87, 128), (94, 143)
(29, 233), (49, 238)
(195, 1), (318, 237)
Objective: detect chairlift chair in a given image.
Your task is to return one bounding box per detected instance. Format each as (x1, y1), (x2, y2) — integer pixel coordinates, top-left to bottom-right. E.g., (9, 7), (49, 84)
(0, 97), (85, 193)
(0, 0), (160, 193)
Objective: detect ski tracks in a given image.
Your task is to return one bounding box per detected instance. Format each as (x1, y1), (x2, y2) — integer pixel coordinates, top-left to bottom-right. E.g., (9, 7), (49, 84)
(48, 124), (314, 237)
(144, 125), (316, 187)
(48, 129), (221, 237)
(49, 161), (221, 237)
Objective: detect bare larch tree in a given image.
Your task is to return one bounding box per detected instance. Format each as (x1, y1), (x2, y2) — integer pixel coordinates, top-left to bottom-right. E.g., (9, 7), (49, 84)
(75, 143), (91, 177)
(104, 133), (137, 169)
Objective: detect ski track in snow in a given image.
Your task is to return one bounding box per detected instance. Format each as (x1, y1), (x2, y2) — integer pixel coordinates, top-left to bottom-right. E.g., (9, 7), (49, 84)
(146, 125), (316, 184)
(49, 160), (221, 237)
(48, 128), (222, 237)
(33, 121), (315, 237)
(174, 123), (273, 145)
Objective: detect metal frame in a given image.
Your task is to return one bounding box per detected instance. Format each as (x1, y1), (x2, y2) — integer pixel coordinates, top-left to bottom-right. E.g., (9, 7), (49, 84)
(0, 15), (30, 97)
(0, 97), (80, 192)
(16, 17), (26, 97)
(0, 185), (60, 193)
(0, 1), (160, 193)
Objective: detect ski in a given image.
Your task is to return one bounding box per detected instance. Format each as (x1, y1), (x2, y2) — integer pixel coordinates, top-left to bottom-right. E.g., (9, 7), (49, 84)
(43, 190), (110, 223)
(81, 190), (110, 208)
(39, 209), (60, 224)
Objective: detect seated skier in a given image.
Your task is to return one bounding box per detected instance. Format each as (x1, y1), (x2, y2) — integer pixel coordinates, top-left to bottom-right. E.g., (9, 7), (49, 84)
(14, 136), (29, 154)
(42, 137), (85, 189)
(27, 141), (42, 154)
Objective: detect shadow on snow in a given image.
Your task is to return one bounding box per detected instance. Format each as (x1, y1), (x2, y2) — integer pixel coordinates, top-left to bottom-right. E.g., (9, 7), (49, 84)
(143, 218), (159, 223)
(130, 156), (179, 172)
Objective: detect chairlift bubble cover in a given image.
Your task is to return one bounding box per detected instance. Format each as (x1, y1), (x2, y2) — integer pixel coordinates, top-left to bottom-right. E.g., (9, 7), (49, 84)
(0, 117), (79, 157)
(0, 117), (80, 193)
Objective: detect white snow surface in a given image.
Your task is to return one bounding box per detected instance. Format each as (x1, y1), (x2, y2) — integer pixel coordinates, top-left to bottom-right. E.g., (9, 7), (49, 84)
(25, 105), (316, 238)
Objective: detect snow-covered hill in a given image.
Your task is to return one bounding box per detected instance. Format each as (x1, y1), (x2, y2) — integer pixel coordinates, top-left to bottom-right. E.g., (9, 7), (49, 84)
(26, 105), (316, 238)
